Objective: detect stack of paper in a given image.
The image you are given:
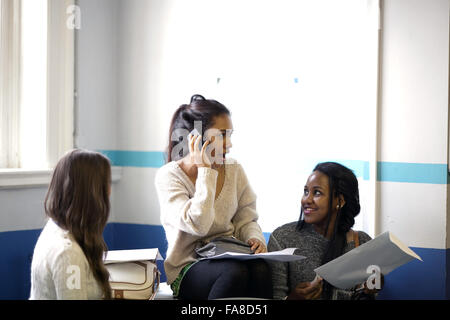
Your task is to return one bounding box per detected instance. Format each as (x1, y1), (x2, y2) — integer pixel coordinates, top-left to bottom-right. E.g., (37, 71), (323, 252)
(203, 248), (306, 262)
(104, 248), (163, 265)
(314, 231), (422, 289)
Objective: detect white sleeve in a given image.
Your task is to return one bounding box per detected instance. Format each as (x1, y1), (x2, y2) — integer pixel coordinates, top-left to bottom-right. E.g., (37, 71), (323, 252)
(51, 249), (90, 300)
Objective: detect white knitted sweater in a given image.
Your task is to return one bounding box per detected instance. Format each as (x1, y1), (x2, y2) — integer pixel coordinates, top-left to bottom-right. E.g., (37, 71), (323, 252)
(155, 159), (265, 284)
(29, 219), (102, 300)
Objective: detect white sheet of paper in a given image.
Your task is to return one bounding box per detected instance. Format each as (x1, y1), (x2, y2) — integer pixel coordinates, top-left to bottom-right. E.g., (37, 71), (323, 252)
(202, 248), (306, 262)
(104, 248), (163, 264)
(314, 231), (422, 289)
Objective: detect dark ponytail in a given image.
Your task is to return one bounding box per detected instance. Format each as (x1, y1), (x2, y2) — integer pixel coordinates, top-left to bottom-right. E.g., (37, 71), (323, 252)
(166, 94), (230, 162)
(297, 162), (361, 299)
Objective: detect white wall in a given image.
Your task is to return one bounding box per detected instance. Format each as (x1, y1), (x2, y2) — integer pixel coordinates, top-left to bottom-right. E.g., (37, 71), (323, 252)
(380, 0), (448, 164)
(75, 0), (118, 151)
(75, 0), (121, 223)
(378, 0), (449, 249)
(111, 0), (171, 225)
(109, 0), (381, 234)
(106, 0), (450, 251)
(0, 187), (47, 232)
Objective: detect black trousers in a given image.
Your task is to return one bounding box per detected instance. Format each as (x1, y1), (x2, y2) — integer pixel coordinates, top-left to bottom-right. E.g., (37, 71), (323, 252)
(178, 259), (273, 300)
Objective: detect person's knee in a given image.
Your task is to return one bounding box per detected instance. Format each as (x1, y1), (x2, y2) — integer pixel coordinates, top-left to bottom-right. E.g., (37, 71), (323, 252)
(250, 260), (271, 279)
(225, 261), (250, 282)
(248, 260), (273, 298)
(207, 261), (250, 299)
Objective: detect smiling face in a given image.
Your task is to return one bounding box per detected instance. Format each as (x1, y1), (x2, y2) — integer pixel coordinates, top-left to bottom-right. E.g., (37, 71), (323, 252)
(301, 171), (343, 235)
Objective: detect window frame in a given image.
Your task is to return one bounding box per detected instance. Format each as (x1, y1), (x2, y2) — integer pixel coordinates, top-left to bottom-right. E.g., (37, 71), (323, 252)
(0, 0), (76, 187)
(0, 0), (21, 169)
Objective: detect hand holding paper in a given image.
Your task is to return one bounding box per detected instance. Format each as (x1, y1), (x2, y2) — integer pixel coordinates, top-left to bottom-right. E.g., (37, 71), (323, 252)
(314, 231), (422, 290)
(287, 274), (323, 300)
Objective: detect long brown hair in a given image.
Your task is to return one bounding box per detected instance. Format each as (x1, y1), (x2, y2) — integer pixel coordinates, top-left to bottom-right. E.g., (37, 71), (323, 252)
(44, 149), (112, 299)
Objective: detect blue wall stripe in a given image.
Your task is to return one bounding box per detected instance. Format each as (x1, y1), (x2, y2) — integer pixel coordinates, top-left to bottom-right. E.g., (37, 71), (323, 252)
(98, 150), (372, 181)
(99, 150), (166, 168)
(97, 150), (449, 185)
(323, 160), (370, 180)
(377, 162), (449, 184)
(300, 159), (370, 180)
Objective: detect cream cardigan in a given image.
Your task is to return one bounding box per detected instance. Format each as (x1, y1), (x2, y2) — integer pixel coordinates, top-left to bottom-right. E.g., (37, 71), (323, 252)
(155, 159), (265, 284)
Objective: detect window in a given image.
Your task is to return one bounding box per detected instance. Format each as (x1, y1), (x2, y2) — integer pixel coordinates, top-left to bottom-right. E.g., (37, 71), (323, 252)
(0, 0), (21, 169)
(20, 0), (48, 169)
(0, 0), (74, 183)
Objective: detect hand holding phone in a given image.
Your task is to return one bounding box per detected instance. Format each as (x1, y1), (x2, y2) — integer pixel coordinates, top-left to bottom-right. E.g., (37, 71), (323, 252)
(188, 129), (211, 168)
(190, 128), (202, 147)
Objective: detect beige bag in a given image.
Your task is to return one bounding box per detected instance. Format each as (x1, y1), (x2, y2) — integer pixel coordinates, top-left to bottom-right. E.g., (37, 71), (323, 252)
(106, 260), (160, 300)
(104, 249), (163, 300)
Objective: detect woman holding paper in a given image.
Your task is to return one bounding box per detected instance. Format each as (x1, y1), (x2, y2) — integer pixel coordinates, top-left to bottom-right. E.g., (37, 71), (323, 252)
(268, 162), (383, 300)
(155, 95), (272, 299)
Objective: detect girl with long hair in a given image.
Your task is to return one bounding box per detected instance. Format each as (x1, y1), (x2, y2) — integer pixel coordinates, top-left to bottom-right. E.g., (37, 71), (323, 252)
(155, 94), (272, 299)
(268, 162), (384, 300)
(30, 149), (112, 299)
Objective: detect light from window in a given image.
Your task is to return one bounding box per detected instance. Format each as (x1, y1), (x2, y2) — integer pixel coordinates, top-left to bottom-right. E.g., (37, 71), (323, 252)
(157, 0), (379, 235)
(20, 0), (48, 169)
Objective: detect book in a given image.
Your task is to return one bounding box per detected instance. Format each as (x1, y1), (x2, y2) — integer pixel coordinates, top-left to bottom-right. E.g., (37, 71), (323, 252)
(104, 248), (163, 264)
(203, 248), (306, 262)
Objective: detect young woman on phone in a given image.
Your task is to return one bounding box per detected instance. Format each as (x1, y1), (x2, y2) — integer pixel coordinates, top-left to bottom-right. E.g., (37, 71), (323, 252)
(155, 95), (272, 300)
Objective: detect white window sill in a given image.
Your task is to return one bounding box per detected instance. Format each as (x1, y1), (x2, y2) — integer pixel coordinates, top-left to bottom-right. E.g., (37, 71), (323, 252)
(0, 166), (123, 189)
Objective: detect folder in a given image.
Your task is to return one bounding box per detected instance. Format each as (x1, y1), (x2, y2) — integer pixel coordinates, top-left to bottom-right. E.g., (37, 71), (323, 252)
(314, 231), (422, 289)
